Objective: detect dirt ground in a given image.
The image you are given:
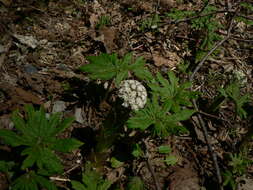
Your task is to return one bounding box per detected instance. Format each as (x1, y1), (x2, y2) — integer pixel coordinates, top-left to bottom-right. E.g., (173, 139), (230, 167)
(0, 0), (253, 190)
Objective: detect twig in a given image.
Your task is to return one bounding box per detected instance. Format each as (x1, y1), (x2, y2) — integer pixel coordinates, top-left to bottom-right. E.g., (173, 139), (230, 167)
(189, 12), (236, 190)
(143, 139), (161, 190)
(49, 176), (71, 182)
(192, 99), (223, 189)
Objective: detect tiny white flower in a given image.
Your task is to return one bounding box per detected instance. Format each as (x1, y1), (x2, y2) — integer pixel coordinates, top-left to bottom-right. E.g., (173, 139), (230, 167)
(118, 80), (147, 111)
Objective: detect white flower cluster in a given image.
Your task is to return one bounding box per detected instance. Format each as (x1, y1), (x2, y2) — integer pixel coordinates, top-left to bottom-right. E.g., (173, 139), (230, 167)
(118, 80), (147, 111)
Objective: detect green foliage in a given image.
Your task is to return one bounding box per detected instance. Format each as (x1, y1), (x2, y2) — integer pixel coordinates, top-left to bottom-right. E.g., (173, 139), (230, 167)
(110, 157), (124, 168)
(158, 145), (172, 154)
(223, 153), (252, 190)
(140, 14), (160, 31)
(166, 8), (194, 20)
(71, 162), (112, 190)
(166, 4), (222, 62)
(148, 71), (197, 113)
(132, 144), (144, 158)
(0, 160), (15, 173)
(80, 53), (152, 86)
(127, 95), (195, 137)
(126, 176), (145, 190)
(219, 82), (250, 119)
(164, 155), (178, 166)
(157, 146), (177, 166)
(96, 15), (111, 29)
(11, 171), (57, 190)
(0, 105), (83, 175)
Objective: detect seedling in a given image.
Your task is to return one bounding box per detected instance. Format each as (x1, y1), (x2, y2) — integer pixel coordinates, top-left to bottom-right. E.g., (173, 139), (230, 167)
(0, 105), (83, 189)
(96, 15), (111, 29)
(209, 82), (250, 119)
(223, 153), (252, 190)
(140, 14), (160, 31)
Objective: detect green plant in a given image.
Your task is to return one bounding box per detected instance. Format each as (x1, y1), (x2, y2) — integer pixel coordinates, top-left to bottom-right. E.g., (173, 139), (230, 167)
(148, 71), (197, 113)
(140, 14), (160, 31)
(157, 145), (177, 166)
(96, 15), (111, 29)
(166, 3), (222, 62)
(127, 95), (195, 137)
(126, 176), (145, 190)
(208, 82), (250, 119)
(223, 153), (252, 190)
(80, 53), (152, 86)
(0, 105), (83, 189)
(71, 162), (112, 190)
(219, 82), (250, 119)
(132, 143), (144, 158)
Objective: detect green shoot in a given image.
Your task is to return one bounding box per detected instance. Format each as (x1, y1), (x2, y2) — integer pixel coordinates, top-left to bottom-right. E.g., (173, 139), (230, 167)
(96, 15), (111, 29)
(140, 14), (160, 31)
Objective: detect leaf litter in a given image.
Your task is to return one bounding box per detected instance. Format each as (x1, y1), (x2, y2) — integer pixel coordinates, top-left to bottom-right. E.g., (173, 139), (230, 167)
(0, 0), (253, 189)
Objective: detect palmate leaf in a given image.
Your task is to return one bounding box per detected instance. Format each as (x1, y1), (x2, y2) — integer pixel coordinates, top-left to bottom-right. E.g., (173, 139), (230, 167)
(126, 176), (145, 190)
(149, 71), (197, 113)
(0, 160), (15, 173)
(80, 53), (152, 86)
(0, 105), (83, 176)
(80, 53), (117, 80)
(11, 171), (57, 190)
(127, 97), (195, 137)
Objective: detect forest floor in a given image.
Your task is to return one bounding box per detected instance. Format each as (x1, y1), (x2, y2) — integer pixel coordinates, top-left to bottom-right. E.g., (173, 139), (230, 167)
(0, 0), (253, 190)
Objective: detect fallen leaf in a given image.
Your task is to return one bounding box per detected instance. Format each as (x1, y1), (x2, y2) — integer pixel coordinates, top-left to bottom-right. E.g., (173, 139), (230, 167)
(153, 51), (180, 68)
(97, 27), (117, 53)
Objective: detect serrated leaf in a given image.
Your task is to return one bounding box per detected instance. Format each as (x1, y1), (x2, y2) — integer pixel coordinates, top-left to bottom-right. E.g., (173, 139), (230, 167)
(11, 172), (39, 190)
(115, 70), (128, 86)
(33, 174), (57, 190)
(0, 129), (24, 147)
(51, 116), (75, 136)
(52, 138), (84, 153)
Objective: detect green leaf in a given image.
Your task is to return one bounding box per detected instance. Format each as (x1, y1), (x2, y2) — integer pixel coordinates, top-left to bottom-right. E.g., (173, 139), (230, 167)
(33, 174), (57, 190)
(21, 147), (40, 170)
(158, 145), (172, 154)
(11, 172), (39, 190)
(52, 138), (83, 153)
(0, 160), (15, 173)
(0, 129), (24, 147)
(71, 180), (86, 190)
(110, 157), (124, 168)
(51, 116), (75, 136)
(132, 144), (144, 158)
(127, 176), (145, 190)
(115, 70), (128, 86)
(80, 53), (117, 80)
(164, 155), (178, 166)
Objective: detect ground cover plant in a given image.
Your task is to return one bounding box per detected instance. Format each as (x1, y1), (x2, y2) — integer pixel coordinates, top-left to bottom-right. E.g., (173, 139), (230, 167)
(0, 0), (253, 190)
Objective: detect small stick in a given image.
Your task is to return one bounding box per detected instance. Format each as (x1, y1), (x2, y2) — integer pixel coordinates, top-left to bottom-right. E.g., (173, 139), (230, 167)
(49, 176), (71, 182)
(143, 139), (161, 190)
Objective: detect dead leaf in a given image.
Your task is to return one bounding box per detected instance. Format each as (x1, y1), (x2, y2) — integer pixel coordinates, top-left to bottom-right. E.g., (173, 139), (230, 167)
(153, 51), (180, 68)
(13, 34), (39, 49)
(14, 87), (43, 105)
(97, 27), (117, 53)
(0, 0), (12, 6)
(168, 167), (200, 190)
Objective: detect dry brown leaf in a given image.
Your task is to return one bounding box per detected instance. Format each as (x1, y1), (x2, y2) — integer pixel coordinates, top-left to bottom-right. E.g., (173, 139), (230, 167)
(153, 52), (180, 68)
(168, 167), (200, 190)
(97, 27), (117, 53)
(14, 87), (43, 105)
